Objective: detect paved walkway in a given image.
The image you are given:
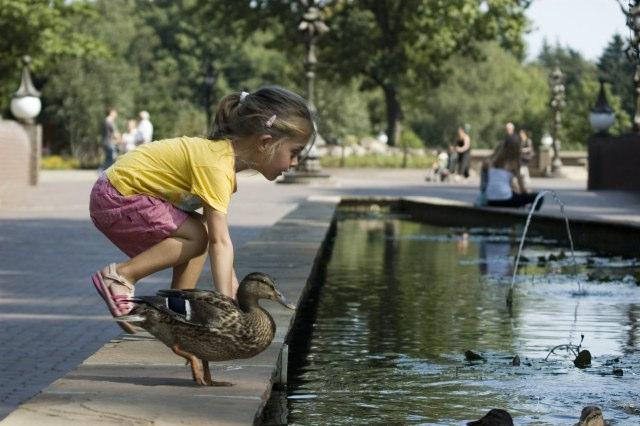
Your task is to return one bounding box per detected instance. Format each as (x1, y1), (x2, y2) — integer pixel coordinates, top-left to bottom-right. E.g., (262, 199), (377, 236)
(1, 168), (639, 421)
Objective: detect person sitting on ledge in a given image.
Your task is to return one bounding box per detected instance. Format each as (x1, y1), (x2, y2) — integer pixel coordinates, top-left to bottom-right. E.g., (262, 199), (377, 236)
(484, 138), (543, 210)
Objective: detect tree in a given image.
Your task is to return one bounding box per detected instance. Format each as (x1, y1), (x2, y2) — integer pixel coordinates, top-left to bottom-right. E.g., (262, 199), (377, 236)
(0, 0), (106, 113)
(598, 34), (635, 119)
(409, 42), (548, 149)
(42, 0), (141, 164)
(317, 0), (531, 146)
(201, 0), (531, 146)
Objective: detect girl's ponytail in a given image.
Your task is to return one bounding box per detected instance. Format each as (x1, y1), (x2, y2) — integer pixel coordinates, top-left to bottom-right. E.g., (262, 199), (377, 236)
(210, 93), (242, 140)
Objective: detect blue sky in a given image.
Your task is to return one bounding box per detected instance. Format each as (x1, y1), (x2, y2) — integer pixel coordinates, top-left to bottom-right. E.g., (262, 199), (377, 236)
(525, 0), (630, 62)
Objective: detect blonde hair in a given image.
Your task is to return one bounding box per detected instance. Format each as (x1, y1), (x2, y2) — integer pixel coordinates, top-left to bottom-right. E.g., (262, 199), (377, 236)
(210, 86), (314, 149)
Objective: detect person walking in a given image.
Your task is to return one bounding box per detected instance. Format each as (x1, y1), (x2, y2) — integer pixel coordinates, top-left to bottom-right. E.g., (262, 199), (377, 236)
(519, 129), (533, 190)
(101, 109), (120, 170)
(454, 126), (471, 179)
(503, 122), (519, 150)
(88, 86), (314, 334)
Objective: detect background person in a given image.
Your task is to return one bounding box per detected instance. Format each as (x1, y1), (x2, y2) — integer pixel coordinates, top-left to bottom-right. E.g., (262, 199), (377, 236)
(101, 108), (120, 170)
(454, 126), (471, 179)
(519, 128), (533, 190)
(136, 110), (153, 145)
(502, 122), (519, 150)
(485, 139), (542, 210)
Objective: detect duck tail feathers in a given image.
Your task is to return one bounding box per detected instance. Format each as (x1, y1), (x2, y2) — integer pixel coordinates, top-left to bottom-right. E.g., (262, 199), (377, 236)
(115, 314), (146, 322)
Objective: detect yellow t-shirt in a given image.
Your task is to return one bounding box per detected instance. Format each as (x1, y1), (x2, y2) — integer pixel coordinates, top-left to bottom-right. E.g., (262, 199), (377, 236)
(106, 137), (236, 213)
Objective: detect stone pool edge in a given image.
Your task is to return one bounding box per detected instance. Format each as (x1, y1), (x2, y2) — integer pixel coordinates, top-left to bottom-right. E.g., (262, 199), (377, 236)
(0, 195), (340, 426)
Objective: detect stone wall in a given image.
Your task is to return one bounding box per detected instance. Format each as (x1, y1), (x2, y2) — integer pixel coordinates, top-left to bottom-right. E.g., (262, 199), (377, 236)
(0, 119), (30, 197)
(588, 133), (640, 191)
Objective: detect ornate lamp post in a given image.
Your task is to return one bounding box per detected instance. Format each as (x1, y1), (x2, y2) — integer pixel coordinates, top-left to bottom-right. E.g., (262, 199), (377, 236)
(280, 0), (330, 183)
(10, 55), (42, 185)
(203, 62), (216, 133)
(549, 66), (566, 174)
(298, 2), (328, 118)
(618, 0), (640, 131)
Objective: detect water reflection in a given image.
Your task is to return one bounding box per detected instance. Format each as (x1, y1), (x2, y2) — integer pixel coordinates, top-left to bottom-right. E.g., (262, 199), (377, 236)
(284, 218), (640, 425)
(479, 239), (513, 278)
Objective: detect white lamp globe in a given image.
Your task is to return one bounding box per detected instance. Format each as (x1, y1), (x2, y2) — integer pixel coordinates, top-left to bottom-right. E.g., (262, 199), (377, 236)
(11, 96), (41, 121)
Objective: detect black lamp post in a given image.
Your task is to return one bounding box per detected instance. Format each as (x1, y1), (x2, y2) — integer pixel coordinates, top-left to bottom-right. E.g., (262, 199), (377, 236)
(280, 0), (331, 183)
(549, 66), (566, 174)
(298, 2), (329, 117)
(296, 1), (328, 174)
(618, 0), (640, 131)
(203, 62), (216, 133)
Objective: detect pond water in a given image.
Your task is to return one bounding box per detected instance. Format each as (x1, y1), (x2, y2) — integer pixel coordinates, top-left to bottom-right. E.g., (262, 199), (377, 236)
(282, 214), (640, 425)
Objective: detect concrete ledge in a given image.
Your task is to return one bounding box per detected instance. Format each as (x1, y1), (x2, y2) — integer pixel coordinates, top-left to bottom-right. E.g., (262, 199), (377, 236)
(1, 197), (339, 426)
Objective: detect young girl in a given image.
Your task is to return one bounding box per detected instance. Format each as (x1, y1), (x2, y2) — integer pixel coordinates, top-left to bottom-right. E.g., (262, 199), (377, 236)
(485, 138), (543, 210)
(89, 86), (314, 333)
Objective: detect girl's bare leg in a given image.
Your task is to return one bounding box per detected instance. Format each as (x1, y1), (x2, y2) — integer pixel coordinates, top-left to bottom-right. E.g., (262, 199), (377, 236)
(115, 216), (208, 286)
(171, 250), (208, 289)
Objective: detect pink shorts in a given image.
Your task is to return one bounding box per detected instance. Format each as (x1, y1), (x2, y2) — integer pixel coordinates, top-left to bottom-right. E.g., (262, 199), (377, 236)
(89, 175), (189, 258)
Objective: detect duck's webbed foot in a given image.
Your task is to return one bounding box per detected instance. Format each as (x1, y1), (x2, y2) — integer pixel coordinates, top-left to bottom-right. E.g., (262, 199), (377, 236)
(202, 359), (233, 387)
(171, 344), (209, 386)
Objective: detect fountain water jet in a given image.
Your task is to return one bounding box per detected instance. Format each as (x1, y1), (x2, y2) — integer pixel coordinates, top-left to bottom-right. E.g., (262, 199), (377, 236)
(506, 190), (585, 308)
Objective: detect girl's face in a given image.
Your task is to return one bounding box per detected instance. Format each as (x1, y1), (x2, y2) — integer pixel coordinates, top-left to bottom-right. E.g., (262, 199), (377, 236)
(259, 136), (307, 181)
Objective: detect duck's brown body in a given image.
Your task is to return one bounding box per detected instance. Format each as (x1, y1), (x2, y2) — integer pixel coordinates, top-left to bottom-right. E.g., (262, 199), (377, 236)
(136, 302), (276, 362)
(121, 272), (293, 386)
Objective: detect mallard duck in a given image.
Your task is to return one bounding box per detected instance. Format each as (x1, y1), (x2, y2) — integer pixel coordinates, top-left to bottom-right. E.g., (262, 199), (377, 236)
(119, 272), (295, 386)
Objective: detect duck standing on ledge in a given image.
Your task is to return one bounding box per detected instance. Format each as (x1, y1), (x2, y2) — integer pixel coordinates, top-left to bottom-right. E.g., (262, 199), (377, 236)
(118, 272), (295, 386)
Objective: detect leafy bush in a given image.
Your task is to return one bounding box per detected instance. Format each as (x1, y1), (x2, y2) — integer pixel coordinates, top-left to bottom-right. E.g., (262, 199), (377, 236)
(400, 128), (424, 149)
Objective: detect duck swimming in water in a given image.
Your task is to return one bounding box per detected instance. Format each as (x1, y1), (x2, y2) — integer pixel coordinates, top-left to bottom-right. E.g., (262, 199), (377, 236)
(119, 272), (295, 386)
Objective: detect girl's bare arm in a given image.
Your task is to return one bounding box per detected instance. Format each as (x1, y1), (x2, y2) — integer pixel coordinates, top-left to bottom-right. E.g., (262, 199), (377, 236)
(204, 204), (235, 298)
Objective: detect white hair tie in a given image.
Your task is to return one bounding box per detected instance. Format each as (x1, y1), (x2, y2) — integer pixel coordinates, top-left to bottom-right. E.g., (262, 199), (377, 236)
(240, 91), (250, 102)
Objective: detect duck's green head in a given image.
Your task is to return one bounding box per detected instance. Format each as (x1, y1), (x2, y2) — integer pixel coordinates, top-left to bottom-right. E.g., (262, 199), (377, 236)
(239, 272), (296, 310)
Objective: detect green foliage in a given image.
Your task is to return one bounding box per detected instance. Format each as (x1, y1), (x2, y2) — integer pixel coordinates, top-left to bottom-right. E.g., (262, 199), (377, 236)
(315, 0), (530, 145)
(598, 34), (635, 119)
(0, 0), (107, 113)
(168, 100), (208, 138)
(233, 0), (530, 146)
(409, 42), (548, 149)
(315, 79), (374, 142)
(41, 0), (140, 164)
(399, 128), (424, 149)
